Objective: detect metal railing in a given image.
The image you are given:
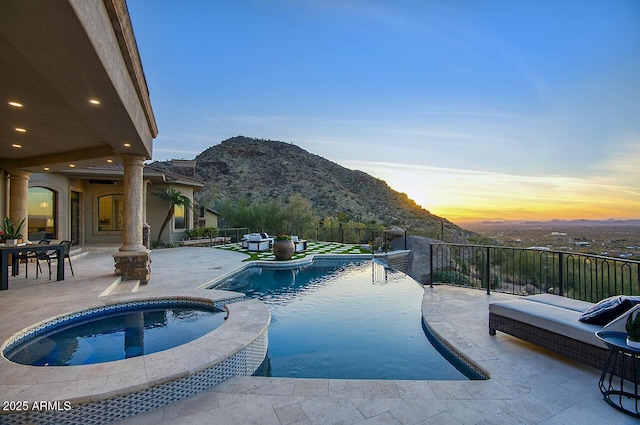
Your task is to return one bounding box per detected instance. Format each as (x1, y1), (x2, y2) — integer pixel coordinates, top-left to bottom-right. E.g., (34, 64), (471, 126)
(430, 243), (640, 302)
(218, 227), (250, 243)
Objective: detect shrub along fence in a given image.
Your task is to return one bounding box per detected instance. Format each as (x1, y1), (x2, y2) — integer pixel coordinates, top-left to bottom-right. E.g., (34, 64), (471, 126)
(430, 243), (640, 302)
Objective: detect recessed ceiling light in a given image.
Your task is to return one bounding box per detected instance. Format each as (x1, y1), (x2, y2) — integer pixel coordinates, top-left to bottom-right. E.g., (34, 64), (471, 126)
(15, 127), (26, 133)
(8, 101), (23, 108)
(107, 159), (113, 163)
(44, 167), (50, 171)
(69, 164), (76, 168)
(12, 143), (22, 148)
(89, 99), (101, 105)
(123, 143), (131, 147)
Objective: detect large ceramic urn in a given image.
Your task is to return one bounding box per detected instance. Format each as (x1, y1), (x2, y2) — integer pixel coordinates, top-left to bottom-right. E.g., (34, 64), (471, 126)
(273, 239), (294, 260)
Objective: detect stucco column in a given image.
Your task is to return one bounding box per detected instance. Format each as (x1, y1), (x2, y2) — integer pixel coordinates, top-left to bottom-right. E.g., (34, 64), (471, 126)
(120, 154), (146, 251)
(113, 154), (151, 283)
(8, 170), (30, 237)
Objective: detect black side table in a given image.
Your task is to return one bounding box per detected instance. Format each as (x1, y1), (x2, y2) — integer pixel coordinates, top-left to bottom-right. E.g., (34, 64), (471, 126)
(596, 331), (640, 419)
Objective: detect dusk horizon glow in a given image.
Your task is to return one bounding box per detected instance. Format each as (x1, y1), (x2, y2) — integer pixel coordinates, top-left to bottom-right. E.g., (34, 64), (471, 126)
(128, 0), (640, 224)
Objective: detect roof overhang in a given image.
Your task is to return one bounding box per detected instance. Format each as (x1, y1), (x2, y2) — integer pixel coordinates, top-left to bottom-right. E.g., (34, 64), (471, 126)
(58, 166), (205, 189)
(0, 0), (157, 173)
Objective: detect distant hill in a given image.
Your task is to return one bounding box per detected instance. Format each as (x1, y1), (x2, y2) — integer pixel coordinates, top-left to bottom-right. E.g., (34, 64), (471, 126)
(464, 219), (640, 232)
(150, 136), (475, 241)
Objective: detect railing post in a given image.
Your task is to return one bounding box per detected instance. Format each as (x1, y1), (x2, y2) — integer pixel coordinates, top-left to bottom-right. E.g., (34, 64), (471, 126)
(486, 246), (491, 295)
(429, 243), (434, 288)
(420, 243), (638, 301)
(558, 252), (564, 296)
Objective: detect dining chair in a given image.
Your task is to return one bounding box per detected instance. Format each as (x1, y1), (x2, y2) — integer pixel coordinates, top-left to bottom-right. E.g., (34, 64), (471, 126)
(39, 240), (74, 279)
(15, 239), (50, 279)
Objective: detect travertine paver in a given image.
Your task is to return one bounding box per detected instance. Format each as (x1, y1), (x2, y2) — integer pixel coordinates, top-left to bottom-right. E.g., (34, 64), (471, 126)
(0, 253), (269, 424)
(0, 247), (637, 425)
(116, 285), (636, 425)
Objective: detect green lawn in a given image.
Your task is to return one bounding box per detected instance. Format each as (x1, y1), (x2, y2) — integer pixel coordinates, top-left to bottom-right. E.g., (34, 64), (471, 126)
(217, 241), (371, 261)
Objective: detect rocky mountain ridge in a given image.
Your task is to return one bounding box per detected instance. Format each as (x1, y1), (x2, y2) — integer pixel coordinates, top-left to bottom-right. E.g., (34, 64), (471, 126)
(150, 136), (474, 241)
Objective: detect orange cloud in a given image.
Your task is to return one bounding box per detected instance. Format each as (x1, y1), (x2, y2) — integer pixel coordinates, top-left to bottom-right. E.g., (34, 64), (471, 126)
(342, 160), (640, 223)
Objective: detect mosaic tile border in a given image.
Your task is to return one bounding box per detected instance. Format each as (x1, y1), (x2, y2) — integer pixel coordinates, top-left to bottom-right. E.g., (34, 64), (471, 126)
(0, 308), (268, 425)
(2, 297), (244, 355)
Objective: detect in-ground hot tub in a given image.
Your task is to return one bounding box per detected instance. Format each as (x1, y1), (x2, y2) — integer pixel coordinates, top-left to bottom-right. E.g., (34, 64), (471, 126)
(5, 300), (228, 366)
(0, 292), (270, 425)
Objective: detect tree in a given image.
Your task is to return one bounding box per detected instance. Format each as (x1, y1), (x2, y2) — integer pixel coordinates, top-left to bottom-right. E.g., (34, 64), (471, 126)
(153, 187), (192, 243)
(283, 194), (317, 235)
(216, 194), (318, 235)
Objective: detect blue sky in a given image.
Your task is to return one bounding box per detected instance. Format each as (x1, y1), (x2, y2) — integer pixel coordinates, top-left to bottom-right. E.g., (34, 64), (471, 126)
(127, 0), (640, 222)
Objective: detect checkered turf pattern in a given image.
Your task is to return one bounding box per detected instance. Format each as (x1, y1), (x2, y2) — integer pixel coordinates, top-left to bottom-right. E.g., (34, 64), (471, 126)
(217, 241), (369, 261)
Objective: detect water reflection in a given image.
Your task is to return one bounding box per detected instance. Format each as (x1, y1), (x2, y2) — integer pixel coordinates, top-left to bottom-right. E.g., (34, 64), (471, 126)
(214, 259), (470, 380)
(6, 306), (226, 366)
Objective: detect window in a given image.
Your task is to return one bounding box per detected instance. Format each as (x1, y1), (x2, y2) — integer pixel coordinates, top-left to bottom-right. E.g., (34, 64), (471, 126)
(174, 204), (187, 230)
(28, 187), (56, 240)
(98, 194), (124, 231)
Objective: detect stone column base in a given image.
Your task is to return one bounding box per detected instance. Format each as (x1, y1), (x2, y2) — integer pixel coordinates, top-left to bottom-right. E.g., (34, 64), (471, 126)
(113, 250), (152, 284)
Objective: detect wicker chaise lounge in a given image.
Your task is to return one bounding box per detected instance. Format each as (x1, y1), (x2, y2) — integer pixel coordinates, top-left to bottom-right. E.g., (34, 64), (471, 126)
(489, 294), (610, 369)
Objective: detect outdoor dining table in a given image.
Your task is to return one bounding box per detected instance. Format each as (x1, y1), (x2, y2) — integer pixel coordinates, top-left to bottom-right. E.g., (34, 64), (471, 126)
(0, 243), (65, 290)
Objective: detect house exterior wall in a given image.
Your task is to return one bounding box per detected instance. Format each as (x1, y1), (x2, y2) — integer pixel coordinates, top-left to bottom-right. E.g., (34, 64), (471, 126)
(203, 210), (219, 228)
(0, 172), (6, 217)
(84, 180), (124, 245)
(22, 174), (198, 246)
(147, 185), (195, 244)
(29, 173), (76, 241)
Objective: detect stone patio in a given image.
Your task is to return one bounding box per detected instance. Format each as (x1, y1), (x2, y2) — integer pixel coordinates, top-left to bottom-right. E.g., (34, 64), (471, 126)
(0, 246), (636, 425)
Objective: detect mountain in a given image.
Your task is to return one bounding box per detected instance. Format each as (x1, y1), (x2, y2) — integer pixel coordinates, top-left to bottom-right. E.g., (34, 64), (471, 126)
(150, 136), (475, 241)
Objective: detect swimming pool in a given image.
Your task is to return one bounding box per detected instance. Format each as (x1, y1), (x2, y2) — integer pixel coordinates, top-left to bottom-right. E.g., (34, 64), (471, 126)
(4, 300), (227, 366)
(213, 258), (477, 380)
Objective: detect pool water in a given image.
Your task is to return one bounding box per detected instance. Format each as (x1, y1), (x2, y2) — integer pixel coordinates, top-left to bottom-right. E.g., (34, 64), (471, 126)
(215, 259), (472, 380)
(5, 303), (226, 366)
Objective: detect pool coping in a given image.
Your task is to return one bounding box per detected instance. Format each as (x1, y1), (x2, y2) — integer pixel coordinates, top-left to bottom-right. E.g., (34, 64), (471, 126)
(0, 289), (270, 423)
(199, 253), (373, 289)
(202, 253), (490, 381)
(257, 256), (494, 382)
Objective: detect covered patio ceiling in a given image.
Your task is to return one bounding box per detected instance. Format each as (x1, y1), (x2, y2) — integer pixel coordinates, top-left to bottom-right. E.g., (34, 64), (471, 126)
(0, 0), (157, 173)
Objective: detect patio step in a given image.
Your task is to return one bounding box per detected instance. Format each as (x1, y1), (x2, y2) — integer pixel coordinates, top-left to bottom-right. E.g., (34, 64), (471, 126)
(99, 277), (140, 296)
(69, 248), (89, 260)
(72, 244), (120, 254)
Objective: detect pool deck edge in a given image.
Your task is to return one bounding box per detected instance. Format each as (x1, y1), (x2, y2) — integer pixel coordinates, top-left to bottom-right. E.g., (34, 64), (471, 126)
(0, 291), (270, 423)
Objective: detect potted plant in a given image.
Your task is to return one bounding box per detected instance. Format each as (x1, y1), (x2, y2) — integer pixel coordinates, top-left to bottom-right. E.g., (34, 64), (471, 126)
(273, 234), (294, 260)
(626, 309), (640, 349)
(1, 217), (25, 244)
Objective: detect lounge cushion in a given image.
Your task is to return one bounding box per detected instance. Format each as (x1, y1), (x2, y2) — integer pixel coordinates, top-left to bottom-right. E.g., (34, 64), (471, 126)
(247, 233), (263, 242)
(578, 295), (640, 326)
(490, 299), (605, 348)
(523, 294), (594, 312)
